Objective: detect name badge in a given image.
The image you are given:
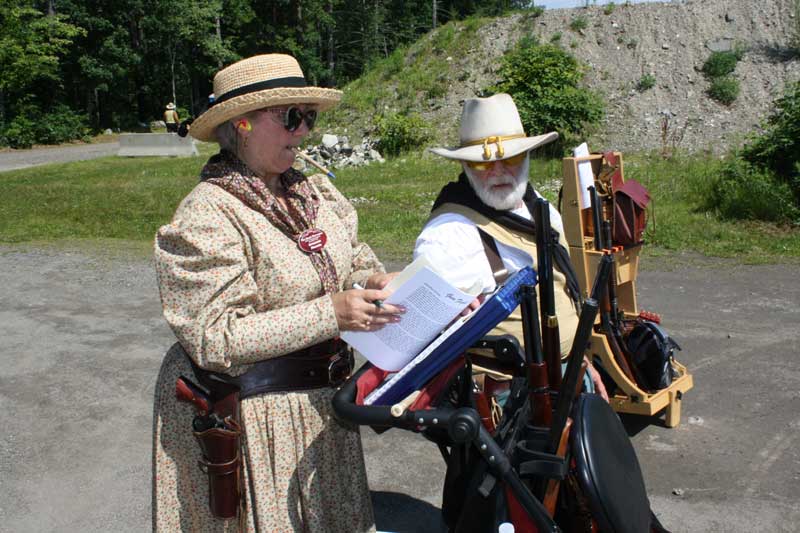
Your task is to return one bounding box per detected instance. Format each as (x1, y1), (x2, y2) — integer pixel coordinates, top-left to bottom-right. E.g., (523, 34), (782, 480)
(298, 228), (327, 253)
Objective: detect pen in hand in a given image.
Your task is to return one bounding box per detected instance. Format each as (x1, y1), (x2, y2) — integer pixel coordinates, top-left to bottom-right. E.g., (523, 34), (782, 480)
(352, 282), (383, 308)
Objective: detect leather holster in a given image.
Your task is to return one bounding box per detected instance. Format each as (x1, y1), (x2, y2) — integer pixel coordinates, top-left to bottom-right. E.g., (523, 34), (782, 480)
(193, 391), (242, 519)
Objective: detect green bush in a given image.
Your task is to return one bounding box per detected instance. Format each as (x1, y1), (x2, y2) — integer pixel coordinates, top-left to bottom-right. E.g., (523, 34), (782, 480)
(708, 158), (800, 223)
(569, 16), (588, 32)
(375, 112), (430, 157)
(35, 105), (89, 144)
(636, 73), (656, 92)
(529, 6), (545, 18)
(490, 41), (604, 152)
(740, 81), (800, 205)
(702, 51), (740, 78)
(1, 104), (88, 148)
(2, 114), (38, 149)
(603, 2), (616, 15)
(708, 76), (740, 105)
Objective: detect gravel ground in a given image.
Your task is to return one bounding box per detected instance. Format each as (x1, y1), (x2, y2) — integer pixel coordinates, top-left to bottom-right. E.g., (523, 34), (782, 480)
(0, 243), (798, 532)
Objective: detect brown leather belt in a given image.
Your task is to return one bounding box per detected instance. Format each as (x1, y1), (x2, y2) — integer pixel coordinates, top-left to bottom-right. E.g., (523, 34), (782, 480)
(188, 339), (354, 400)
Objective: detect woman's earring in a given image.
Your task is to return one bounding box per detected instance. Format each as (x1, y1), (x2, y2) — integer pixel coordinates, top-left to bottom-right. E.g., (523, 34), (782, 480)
(243, 136), (249, 149)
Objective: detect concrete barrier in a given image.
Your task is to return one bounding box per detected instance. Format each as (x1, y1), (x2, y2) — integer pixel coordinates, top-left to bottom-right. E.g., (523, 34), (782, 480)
(117, 133), (199, 157)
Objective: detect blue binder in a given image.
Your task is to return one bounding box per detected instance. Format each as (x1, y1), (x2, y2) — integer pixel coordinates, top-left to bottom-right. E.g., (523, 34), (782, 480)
(365, 266), (536, 406)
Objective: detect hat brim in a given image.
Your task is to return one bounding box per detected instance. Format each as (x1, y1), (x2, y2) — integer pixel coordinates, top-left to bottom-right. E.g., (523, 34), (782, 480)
(190, 86), (342, 142)
(429, 132), (559, 162)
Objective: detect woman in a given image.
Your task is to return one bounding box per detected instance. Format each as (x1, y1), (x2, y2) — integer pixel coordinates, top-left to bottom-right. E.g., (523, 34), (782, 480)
(152, 54), (402, 532)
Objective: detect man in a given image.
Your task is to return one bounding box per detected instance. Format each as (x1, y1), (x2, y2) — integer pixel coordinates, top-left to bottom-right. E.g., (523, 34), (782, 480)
(414, 93), (607, 398)
(163, 102), (180, 133)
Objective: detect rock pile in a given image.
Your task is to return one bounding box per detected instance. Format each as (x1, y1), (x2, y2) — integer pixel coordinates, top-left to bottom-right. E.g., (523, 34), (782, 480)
(295, 133), (385, 173)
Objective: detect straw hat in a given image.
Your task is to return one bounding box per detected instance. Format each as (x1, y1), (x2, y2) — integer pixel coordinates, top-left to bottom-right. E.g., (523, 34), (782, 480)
(165, 102), (176, 110)
(190, 54), (342, 142)
(430, 93), (558, 162)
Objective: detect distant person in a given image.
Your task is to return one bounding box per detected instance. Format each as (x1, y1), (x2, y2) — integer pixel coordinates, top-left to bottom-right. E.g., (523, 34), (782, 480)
(414, 93), (608, 399)
(151, 53), (402, 531)
(163, 102), (180, 133)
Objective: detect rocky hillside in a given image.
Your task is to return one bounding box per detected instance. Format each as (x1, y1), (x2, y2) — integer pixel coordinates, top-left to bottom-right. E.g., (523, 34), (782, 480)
(331, 0), (800, 154)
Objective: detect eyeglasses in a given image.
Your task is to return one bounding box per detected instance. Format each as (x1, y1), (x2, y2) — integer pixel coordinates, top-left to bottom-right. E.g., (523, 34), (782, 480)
(261, 106), (318, 132)
(465, 152), (528, 171)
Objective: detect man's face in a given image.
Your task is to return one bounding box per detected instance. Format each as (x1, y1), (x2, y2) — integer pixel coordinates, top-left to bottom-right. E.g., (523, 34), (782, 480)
(462, 153), (530, 210)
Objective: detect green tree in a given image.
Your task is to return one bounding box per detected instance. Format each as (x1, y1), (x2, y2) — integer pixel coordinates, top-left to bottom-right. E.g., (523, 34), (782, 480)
(490, 39), (604, 152)
(0, 1), (83, 127)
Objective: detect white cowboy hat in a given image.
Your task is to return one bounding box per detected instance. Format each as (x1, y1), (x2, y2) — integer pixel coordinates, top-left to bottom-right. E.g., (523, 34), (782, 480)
(165, 102), (176, 110)
(189, 54), (342, 142)
(429, 93), (558, 162)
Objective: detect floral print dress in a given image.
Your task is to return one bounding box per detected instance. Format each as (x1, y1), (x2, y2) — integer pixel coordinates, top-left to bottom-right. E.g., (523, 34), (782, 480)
(151, 159), (382, 532)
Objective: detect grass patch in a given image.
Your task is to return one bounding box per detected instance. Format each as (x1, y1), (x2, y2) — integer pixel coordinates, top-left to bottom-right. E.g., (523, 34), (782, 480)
(1, 149), (797, 264)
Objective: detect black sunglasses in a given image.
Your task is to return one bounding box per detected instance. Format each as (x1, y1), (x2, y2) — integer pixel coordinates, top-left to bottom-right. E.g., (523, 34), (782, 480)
(263, 106), (318, 132)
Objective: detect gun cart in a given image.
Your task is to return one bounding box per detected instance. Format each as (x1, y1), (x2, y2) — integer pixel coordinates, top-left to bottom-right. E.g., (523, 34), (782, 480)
(561, 152), (693, 427)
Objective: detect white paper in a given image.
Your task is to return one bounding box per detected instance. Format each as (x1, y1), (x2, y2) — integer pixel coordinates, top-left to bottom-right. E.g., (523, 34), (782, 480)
(341, 256), (480, 372)
(573, 142), (594, 209)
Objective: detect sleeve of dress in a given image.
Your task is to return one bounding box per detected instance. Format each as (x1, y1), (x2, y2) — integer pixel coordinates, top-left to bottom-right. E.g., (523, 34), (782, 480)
(154, 191), (339, 372)
(310, 174), (385, 288)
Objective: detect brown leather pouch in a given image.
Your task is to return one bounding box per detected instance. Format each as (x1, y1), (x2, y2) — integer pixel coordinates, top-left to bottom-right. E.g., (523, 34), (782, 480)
(193, 418), (242, 519)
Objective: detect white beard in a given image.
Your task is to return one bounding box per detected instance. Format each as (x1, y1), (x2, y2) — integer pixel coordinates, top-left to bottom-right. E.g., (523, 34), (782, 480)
(463, 157), (530, 211)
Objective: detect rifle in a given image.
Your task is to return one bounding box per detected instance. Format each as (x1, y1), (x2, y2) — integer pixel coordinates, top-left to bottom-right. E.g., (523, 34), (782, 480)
(548, 254), (610, 454)
(533, 198), (562, 390)
(519, 284), (552, 427)
(597, 229), (638, 384)
(539, 255), (611, 516)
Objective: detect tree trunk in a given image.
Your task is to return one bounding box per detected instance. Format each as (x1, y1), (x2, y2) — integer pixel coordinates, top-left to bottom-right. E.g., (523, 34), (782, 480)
(215, 16), (223, 68)
(327, 30), (335, 84)
(433, 0), (437, 29)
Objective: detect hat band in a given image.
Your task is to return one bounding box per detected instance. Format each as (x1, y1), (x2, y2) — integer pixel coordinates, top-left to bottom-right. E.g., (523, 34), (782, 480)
(461, 133), (526, 160)
(211, 76), (308, 107)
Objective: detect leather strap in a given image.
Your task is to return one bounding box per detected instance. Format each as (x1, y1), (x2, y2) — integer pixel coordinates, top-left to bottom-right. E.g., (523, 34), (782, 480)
(477, 228), (510, 285)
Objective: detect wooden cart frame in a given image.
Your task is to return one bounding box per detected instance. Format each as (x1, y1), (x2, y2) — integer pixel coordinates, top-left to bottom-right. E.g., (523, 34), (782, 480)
(561, 152), (693, 427)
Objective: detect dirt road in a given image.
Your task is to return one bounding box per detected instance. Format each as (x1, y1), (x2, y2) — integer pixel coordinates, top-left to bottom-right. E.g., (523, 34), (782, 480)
(0, 142), (119, 173)
(0, 244), (798, 532)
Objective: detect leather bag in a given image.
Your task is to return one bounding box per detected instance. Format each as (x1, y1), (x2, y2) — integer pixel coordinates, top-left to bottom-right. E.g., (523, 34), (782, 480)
(603, 152), (651, 246)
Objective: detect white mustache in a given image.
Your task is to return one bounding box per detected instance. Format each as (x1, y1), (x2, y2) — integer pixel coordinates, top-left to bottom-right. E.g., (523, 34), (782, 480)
(485, 175), (517, 187)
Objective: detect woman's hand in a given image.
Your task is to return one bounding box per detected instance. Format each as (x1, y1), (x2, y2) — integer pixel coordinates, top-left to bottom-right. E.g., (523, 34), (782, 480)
(365, 271), (400, 290)
(331, 288), (405, 332)
(584, 357), (609, 402)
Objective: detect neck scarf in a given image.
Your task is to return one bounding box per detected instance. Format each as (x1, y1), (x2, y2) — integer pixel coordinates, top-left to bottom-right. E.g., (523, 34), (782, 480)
(432, 173), (581, 303)
(201, 150), (340, 295)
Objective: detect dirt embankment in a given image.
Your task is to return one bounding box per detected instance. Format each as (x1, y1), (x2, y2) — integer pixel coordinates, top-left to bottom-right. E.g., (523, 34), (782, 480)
(423, 0), (800, 154)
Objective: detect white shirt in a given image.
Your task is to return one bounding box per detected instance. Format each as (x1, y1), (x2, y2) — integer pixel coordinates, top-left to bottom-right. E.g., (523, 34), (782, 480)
(413, 193), (565, 293)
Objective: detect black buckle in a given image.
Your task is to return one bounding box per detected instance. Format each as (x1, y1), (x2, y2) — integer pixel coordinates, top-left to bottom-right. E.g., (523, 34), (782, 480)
(327, 348), (353, 386)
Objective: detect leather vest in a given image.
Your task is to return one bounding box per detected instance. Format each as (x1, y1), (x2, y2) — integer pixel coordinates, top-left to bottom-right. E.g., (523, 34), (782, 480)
(430, 203), (579, 358)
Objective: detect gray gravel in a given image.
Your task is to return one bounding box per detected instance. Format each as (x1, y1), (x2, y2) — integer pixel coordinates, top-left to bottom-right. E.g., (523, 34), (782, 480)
(0, 244), (798, 532)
